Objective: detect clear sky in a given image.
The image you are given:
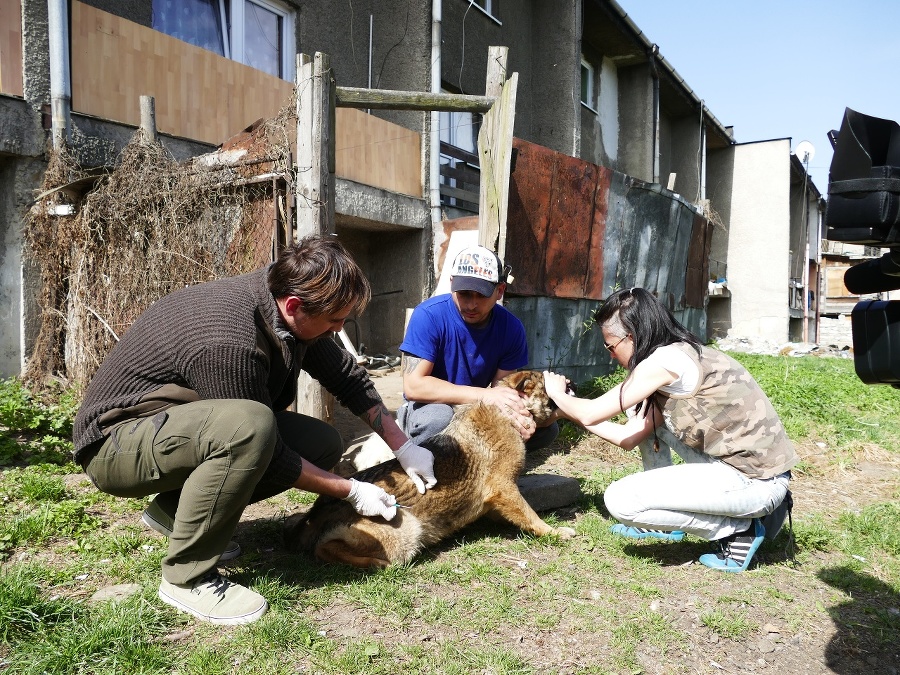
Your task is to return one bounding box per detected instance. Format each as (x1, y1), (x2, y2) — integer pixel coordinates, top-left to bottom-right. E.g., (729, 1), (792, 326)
(614, 1), (900, 192)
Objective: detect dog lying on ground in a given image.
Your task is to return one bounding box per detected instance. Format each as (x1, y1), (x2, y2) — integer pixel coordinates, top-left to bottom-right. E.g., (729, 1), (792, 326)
(285, 370), (577, 568)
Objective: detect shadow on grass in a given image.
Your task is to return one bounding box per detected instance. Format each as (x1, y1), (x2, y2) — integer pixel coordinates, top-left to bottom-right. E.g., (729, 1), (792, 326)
(231, 509), (577, 589)
(615, 531), (801, 570)
(818, 566), (900, 674)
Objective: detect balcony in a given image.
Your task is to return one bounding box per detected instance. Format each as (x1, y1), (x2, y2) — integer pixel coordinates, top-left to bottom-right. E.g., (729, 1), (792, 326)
(3, 1), (422, 199)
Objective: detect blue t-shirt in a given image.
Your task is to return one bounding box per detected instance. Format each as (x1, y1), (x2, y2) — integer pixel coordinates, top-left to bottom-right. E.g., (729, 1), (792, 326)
(399, 294), (528, 388)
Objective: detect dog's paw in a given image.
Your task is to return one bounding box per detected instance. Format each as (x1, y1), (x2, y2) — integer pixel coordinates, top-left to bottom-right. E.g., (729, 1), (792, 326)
(554, 526), (577, 539)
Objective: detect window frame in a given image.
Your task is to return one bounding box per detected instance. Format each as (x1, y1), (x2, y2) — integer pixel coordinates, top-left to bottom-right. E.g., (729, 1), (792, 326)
(152, 0), (295, 81)
(467, 0), (501, 25)
(580, 57), (597, 113)
(230, 0), (295, 81)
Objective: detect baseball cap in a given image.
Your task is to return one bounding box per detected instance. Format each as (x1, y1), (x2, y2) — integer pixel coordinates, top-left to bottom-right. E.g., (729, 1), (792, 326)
(450, 245), (505, 297)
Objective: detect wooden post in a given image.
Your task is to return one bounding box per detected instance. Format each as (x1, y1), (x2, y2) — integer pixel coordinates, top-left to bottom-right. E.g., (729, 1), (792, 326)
(294, 52), (336, 422)
(478, 47), (517, 268)
(139, 95), (158, 144)
(297, 52), (335, 238)
(484, 46), (508, 99)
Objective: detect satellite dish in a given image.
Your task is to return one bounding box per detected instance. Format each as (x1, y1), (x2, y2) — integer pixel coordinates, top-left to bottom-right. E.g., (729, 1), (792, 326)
(795, 140), (816, 164)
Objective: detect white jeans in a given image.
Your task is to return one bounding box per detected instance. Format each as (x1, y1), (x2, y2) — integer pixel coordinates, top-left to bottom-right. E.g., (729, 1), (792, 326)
(603, 429), (791, 540)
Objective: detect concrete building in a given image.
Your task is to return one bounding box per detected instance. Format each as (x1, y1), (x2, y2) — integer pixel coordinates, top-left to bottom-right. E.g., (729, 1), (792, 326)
(1, 0), (822, 382)
(706, 140), (824, 343)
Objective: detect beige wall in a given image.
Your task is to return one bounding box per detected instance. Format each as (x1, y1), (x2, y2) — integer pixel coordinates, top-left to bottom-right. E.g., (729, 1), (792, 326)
(728, 139), (792, 341)
(70, 2), (421, 198)
(0, 0), (23, 96)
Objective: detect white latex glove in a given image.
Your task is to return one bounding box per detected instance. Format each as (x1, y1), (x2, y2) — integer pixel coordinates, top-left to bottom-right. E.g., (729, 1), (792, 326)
(394, 438), (438, 494)
(343, 478), (398, 520)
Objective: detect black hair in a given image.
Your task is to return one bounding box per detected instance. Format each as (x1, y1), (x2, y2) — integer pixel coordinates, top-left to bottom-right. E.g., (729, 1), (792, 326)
(595, 287), (702, 371)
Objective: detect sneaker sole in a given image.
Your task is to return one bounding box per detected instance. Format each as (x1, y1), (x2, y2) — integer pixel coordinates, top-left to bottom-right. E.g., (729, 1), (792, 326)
(141, 510), (171, 537)
(158, 586), (267, 626)
(611, 525), (685, 542)
(143, 510), (243, 562)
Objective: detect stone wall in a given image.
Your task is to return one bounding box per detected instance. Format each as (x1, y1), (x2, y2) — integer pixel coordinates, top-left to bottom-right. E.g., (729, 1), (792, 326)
(818, 314), (854, 350)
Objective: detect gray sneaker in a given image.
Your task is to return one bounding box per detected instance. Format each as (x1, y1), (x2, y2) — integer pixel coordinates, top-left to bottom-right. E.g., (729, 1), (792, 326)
(159, 572), (267, 625)
(142, 498), (242, 562)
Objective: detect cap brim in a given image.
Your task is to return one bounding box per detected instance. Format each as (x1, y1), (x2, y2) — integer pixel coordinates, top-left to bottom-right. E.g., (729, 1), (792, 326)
(451, 276), (497, 297)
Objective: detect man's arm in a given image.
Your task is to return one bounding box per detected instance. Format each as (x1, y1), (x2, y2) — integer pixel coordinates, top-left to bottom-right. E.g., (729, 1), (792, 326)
(358, 401), (410, 452)
(358, 399), (437, 493)
(402, 353), (527, 412)
(403, 354), (535, 439)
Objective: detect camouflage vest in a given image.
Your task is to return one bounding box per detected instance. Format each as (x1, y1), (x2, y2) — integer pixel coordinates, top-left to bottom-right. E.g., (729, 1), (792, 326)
(654, 343), (798, 479)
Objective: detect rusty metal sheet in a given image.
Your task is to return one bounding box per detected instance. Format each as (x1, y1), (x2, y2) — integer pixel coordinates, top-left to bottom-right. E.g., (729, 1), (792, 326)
(685, 211), (712, 308)
(584, 166), (611, 299)
(507, 139), (610, 300)
(545, 153), (599, 298)
(505, 138), (710, 309)
(506, 139), (556, 296)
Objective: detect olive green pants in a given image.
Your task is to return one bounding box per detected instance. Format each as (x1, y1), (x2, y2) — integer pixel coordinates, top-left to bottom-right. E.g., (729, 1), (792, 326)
(81, 399), (342, 584)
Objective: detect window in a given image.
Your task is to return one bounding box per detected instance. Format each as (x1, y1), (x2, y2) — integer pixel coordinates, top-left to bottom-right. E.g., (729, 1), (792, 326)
(581, 58), (596, 110)
(152, 0), (295, 80)
(468, 0), (499, 22)
(439, 99), (482, 210)
(440, 110), (478, 156)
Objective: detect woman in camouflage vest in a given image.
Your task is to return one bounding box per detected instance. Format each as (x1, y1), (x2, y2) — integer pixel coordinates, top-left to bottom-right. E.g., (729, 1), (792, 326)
(543, 288), (797, 572)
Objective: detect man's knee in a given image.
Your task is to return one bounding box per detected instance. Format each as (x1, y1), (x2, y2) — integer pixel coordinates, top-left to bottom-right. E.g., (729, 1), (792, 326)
(274, 411), (344, 470)
(404, 403), (454, 444)
(209, 400), (278, 468)
(317, 423), (344, 470)
(525, 422), (559, 452)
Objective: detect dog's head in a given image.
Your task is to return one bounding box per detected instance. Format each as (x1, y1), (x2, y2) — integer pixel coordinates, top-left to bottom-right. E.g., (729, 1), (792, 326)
(495, 370), (556, 425)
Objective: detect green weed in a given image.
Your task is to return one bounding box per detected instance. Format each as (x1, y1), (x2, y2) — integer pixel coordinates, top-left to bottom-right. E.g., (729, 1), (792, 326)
(729, 353), (900, 450)
(699, 607), (757, 639)
(0, 500), (101, 551)
(0, 378), (78, 466)
(0, 563), (79, 642)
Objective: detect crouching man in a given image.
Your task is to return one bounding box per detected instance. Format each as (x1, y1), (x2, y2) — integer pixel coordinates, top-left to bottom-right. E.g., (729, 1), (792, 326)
(73, 235), (436, 625)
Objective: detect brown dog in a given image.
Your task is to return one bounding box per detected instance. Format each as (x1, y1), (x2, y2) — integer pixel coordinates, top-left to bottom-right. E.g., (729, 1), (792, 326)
(286, 370), (576, 568)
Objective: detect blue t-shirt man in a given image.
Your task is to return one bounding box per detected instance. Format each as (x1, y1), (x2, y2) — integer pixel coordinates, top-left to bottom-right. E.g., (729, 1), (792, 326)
(397, 245), (558, 450)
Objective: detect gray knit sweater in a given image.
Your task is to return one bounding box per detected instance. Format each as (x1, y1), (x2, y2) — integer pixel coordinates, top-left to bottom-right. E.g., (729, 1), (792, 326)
(72, 266), (382, 477)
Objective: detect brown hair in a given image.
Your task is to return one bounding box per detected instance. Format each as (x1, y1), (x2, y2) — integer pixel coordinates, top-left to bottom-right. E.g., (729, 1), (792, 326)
(268, 235), (371, 316)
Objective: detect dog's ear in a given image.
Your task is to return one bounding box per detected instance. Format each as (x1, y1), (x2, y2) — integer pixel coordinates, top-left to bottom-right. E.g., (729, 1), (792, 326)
(514, 371), (541, 394)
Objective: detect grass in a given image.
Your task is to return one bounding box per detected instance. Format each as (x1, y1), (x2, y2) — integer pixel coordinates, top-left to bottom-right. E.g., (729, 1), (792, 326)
(0, 356), (899, 673)
(727, 352), (900, 451)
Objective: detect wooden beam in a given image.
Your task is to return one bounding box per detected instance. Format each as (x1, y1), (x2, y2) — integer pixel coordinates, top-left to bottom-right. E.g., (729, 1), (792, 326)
(139, 95), (158, 144)
(485, 46), (508, 99)
(296, 52), (335, 238)
(336, 86), (494, 113)
(294, 52), (335, 422)
(478, 47), (517, 269)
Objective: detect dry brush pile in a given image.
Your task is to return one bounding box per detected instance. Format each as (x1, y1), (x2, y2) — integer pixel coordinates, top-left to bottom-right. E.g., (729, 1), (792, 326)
(25, 105), (297, 391)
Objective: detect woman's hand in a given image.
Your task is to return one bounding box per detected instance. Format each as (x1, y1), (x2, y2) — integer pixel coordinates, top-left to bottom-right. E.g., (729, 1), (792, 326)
(543, 371), (570, 400)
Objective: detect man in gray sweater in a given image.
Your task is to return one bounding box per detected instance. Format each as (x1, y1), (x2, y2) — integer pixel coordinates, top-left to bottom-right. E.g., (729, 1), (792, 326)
(73, 235), (436, 625)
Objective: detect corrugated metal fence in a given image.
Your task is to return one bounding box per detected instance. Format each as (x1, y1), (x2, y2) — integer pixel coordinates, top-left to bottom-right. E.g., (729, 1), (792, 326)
(504, 139), (712, 380)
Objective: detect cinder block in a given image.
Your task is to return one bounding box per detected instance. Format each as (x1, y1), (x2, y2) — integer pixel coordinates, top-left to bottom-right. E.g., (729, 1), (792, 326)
(517, 473), (581, 512)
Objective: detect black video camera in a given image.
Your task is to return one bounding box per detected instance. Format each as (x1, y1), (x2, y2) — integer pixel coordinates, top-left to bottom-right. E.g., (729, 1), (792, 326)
(825, 108), (900, 386)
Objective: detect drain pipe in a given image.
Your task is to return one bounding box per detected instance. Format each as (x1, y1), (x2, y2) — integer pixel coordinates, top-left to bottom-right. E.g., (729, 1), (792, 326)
(429, 0), (442, 276)
(647, 43), (660, 184)
(48, 0), (72, 150)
